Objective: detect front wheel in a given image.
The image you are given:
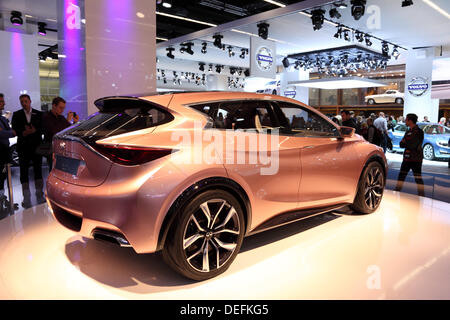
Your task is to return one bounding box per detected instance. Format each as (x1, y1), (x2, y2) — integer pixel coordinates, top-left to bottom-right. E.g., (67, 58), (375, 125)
(163, 190), (245, 281)
(351, 162), (385, 214)
(423, 144), (435, 160)
(367, 99), (375, 105)
(395, 98), (404, 104)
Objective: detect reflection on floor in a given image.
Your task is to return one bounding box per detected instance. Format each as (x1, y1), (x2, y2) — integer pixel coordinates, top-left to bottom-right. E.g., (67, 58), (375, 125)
(0, 190), (448, 299)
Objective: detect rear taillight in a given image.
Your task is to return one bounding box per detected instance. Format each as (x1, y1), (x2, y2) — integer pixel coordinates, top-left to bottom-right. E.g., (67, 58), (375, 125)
(92, 144), (174, 166)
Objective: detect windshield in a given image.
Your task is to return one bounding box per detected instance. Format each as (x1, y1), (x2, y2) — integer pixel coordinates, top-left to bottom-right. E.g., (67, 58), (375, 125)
(60, 106), (172, 144)
(418, 124), (450, 134)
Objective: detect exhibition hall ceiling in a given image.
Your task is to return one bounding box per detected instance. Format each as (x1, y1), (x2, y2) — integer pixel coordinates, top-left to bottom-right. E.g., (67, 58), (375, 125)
(158, 0), (450, 56)
(1, 0), (449, 66)
(156, 0), (307, 41)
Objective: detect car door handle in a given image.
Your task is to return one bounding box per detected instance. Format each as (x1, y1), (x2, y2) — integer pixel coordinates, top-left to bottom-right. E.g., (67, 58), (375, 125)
(303, 145), (315, 149)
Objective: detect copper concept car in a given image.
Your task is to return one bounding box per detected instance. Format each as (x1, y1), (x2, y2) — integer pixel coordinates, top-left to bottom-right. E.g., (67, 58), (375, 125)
(46, 92), (387, 280)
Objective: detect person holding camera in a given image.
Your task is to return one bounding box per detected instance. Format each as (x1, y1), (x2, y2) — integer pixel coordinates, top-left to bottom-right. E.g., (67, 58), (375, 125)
(42, 97), (79, 171)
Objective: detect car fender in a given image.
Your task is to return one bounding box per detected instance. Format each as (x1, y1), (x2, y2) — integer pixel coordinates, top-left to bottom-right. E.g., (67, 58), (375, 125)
(155, 169), (252, 251)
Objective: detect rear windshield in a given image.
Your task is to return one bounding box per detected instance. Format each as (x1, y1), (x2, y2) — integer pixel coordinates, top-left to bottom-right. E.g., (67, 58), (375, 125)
(60, 106), (172, 144)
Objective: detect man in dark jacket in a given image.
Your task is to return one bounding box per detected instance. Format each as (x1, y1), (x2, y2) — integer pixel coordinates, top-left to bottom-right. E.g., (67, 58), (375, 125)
(0, 93), (16, 201)
(341, 110), (358, 131)
(394, 113), (425, 196)
(11, 94), (44, 207)
(42, 96), (79, 170)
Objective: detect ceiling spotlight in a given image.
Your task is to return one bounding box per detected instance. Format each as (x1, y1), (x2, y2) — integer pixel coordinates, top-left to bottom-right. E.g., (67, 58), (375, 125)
(208, 64), (213, 72)
(215, 65), (222, 73)
(227, 46), (235, 57)
(392, 46), (400, 59)
(38, 22), (47, 36)
(199, 62), (205, 72)
(282, 57), (290, 68)
(334, 25), (342, 39)
(213, 34), (223, 49)
(402, 0), (413, 7)
(355, 31), (364, 42)
(230, 67), (236, 75)
(10, 11), (23, 26)
(244, 69), (250, 77)
(180, 42), (194, 55)
(329, 8), (341, 19)
(162, 0), (172, 8)
(239, 48), (248, 59)
(365, 34), (372, 46)
(382, 41), (390, 57)
(311, 9), (325, 31)
(201, 42), (207, 54)
(166, 47), (175, 59)
(344, 30), (350, 41)
(350, 0), (367, 21)
(257, 22), (269, 40)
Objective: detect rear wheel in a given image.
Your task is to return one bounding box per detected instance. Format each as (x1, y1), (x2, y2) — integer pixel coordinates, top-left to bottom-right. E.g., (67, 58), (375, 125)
(367, 99), (375, 105)
(163, 190), (245, 281)
(423, 144), (435, 160)
(395, 98), (404, 104)
(351, 162), (385, 214)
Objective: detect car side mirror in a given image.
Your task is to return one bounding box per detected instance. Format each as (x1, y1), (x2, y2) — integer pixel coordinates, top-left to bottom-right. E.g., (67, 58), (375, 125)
(338, 126), (355, 139)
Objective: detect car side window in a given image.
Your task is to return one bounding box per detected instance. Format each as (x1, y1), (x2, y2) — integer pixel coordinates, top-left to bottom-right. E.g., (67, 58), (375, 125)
(226, 101), (277, 131)
(395, 124), (406, 132)
(275, 102), (339, 137)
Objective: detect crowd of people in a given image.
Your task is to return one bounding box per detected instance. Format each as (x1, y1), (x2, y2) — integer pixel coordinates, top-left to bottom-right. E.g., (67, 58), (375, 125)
(0, 94), (78, 209)
(332, 110), (401, 152)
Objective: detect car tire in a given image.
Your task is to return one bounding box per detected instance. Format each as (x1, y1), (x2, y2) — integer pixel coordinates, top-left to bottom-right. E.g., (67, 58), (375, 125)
(423, 144), (435, 160)
(395, 98), (404, 104)
(163, 189), (245, 281)
(351, 161), (385, 214)
(367, 99), (375, 105)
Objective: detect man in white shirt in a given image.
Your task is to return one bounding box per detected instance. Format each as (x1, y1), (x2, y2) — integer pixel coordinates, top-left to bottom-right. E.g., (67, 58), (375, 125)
(373, 112), (388, 153)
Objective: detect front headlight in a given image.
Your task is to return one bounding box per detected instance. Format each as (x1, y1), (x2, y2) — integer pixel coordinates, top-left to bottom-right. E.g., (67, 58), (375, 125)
(437, 140), (449, 147)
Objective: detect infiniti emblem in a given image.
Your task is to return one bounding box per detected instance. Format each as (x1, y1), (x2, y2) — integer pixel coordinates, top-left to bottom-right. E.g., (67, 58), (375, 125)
(60, 142), (66, 149)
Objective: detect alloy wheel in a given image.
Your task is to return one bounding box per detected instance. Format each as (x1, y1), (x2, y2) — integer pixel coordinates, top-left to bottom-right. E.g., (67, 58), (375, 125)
(364, 166), (384, 210)
(182, 199), (240, 273)
(423, 144), (434, 160)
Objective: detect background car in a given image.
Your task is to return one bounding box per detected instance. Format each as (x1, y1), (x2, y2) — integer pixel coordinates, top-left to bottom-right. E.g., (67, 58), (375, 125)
(388, 122), (450, 160)
(365, 90), (404, 105)
(46, 92), (387, 281)
(256, 80), (280, 95)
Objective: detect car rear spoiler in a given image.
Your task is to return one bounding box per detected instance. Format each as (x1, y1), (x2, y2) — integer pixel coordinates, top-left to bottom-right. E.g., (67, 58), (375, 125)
(94, 96), (164, 112)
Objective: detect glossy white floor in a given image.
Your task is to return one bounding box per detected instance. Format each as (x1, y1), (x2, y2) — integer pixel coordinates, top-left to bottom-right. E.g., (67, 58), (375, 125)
(0, 190), (449, 300)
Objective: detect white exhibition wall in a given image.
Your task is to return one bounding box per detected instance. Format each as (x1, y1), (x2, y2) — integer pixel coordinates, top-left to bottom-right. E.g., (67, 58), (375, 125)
(0, 30), (40, 112)
(84, 0), (157, 115)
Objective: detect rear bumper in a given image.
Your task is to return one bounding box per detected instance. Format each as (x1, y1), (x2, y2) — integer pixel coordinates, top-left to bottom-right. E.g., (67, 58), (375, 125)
(45, 160), (185, 253)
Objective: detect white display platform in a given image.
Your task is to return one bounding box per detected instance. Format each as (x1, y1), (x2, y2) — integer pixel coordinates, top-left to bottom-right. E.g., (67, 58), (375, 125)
(0, 190), (448, 299)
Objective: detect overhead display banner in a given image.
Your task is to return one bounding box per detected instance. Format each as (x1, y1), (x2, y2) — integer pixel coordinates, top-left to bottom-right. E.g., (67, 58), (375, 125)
(250, 37), (276, 79)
